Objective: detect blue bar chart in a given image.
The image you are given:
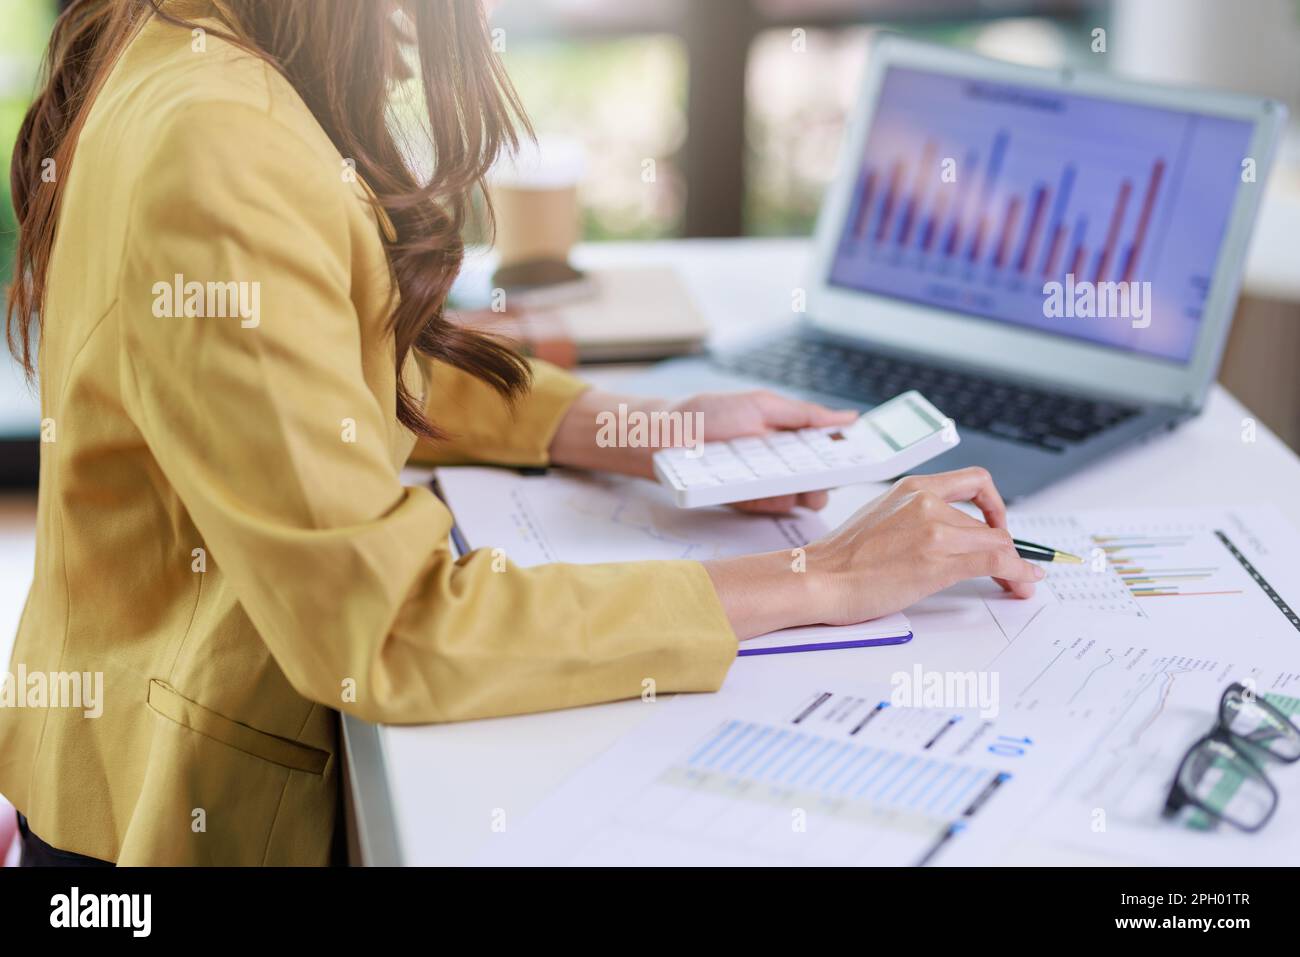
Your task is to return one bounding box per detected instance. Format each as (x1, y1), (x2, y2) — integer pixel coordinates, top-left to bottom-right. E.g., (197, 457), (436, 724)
(599, 691), (1036, 866)
(680, 718), (1006, 822)
(471, 682), (1060, 867)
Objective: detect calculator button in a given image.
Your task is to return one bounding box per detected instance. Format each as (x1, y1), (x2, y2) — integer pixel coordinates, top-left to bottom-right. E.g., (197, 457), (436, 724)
(748, 459), (793, 478)
(715, 467), (753, 482)
(678, 473), (720, 488)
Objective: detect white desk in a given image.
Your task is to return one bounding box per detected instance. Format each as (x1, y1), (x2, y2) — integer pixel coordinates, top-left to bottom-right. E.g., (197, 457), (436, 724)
(346, 238), (1300, 865)
(2, 239), (1297, 865)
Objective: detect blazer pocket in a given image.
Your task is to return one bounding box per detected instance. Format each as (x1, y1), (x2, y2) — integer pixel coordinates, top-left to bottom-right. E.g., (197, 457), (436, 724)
(147, 679), (329, 774)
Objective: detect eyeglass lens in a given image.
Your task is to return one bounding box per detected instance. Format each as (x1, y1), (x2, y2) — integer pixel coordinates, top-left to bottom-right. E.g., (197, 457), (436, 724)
(1221, 686), (1300, 762)
(1177, 736), (1275, 830)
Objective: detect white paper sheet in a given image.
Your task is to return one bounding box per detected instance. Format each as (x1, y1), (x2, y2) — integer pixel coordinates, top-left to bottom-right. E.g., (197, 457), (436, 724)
(986, 504), (1300, 864)
(474, 667), (1070, 866)
(436, 468), (1300, 864)
(434, 466), (910, 651)
(436, 465), (819, 564)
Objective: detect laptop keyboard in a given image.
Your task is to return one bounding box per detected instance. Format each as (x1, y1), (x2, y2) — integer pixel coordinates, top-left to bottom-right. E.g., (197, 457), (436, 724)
(715, 336), (1139, 454)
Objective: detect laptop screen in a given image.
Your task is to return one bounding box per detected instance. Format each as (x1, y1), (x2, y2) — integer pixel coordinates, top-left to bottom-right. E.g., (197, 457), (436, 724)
(826, 66), (1255, 364)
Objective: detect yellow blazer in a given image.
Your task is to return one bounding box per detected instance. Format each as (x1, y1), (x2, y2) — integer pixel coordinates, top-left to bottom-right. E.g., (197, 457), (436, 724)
(0, 7), (735, 865)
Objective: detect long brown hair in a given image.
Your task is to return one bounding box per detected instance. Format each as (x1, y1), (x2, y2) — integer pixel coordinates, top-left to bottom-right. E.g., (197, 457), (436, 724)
(7, 0), (532, 438)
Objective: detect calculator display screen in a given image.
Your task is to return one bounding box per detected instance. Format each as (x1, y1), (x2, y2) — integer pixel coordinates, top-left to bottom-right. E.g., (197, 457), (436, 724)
(866, 396), (943, 451)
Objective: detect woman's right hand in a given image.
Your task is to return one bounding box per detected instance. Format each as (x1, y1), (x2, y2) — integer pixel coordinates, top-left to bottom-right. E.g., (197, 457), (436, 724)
(803, 468), (1043, 627)
(703, 467), (1044, 640)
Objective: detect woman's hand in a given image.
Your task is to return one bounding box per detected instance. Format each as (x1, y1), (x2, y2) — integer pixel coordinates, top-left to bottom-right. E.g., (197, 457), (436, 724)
(804, 468), (1041, 621)
(547, 387), (856, 512)
(665, 390), (857, 513)
(703, 468), (1043, 639)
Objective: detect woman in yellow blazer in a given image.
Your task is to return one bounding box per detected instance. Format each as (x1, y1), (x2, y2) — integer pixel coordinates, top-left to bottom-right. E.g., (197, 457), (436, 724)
(1, 0), (1041, 865)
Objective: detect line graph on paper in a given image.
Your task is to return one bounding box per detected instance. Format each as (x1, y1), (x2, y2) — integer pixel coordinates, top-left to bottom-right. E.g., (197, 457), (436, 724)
(986, 607), (1300, 799)
(997, 630), (1162, 720)
(988, 596), (1300, 723)
(1001, 640), (1300, 864)
(1044, 653), (1300, 827)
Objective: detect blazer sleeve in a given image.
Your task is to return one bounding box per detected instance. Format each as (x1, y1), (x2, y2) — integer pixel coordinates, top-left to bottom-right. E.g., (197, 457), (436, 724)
(117, 100), (737, 724)
(408, 357), (587, 468)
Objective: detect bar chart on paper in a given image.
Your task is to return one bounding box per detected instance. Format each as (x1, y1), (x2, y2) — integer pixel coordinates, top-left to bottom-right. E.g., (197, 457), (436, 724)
(654, 712), (1011, 866)
(990, 508), (1300, 639)
(475, 683), (1064, 867)
(1033, 523), (1246, 619)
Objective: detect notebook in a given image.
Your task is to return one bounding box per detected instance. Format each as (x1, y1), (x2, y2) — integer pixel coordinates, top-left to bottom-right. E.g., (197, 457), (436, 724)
(432, 466), (912, 656)
(454, 265), (709, 366)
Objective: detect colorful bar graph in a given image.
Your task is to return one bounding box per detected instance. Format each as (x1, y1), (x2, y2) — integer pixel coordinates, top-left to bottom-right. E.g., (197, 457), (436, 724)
(964, 130), (1008, 262)
(839, 125), (1169, 292)
(1039, 164), (1076, 276)
(920, 187), (952, 253)
(992, 196), (1022, 270)
(1093, 534), (1243, 600)
(1015, 183), (1049, 274)
(1067, 216), (1088, 277)
(874, 160), (904, 243)
(1092, 179), (1133, 283)
(940, 149), (977, 258)
(851, 169), (878, 241)
(1042, 224), (1067, 277)
(968, 215), (988, 264)
(896, 141), (937, 247)
(1120, 159), (1166, 283)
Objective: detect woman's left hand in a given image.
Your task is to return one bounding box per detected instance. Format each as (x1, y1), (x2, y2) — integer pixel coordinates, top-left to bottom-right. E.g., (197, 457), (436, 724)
(548, 387), (857, 514)
(665, 390), (858, 513)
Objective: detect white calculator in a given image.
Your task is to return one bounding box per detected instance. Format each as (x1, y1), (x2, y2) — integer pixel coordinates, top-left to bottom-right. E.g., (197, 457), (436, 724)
(653, 390), (958, 508)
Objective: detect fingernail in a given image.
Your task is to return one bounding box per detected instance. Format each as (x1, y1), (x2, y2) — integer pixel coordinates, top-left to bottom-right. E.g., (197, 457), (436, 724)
(1033, 565), (1046, 580)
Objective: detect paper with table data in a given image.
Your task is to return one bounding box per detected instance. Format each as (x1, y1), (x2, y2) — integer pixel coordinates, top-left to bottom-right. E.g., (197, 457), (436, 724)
(473, 669), (1072, 866)
(434, 466), (910, 649)
(436, 466), (1300, 864)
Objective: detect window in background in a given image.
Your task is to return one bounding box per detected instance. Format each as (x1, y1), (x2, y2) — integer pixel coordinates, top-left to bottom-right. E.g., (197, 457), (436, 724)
(743, 17), (1081, 237)
(744, 25), (871, 237)
(1, 0), (55, 292)
(1, 0), (55, 451)
(501, 35), (688, 240)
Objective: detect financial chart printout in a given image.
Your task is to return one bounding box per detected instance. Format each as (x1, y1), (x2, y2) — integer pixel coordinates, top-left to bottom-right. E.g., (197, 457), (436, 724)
(828, 67), (1253, 362)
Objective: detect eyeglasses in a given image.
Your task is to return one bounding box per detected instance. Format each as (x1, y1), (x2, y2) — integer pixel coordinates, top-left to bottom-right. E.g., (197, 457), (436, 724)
(1163, 682), (1300, 833)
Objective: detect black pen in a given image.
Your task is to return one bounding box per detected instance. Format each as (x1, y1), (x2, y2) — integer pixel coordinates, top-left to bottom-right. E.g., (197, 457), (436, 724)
(1013, 538), (1083, 564)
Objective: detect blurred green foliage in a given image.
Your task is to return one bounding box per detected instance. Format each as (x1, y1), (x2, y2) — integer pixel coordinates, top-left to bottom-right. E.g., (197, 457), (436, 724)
(501, 35), (687, 240)
(1, 0), (56, 290)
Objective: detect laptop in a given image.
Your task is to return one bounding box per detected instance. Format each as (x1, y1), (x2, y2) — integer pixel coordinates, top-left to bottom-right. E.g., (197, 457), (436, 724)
(631, 34), (1286, 500)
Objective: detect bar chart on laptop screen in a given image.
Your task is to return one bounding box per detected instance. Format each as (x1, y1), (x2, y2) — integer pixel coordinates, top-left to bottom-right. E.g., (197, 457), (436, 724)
(827, 67), (1254, 362)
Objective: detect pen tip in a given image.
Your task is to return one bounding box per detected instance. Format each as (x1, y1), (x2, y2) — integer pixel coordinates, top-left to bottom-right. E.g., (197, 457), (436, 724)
(1055, 552), (1084, 564)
